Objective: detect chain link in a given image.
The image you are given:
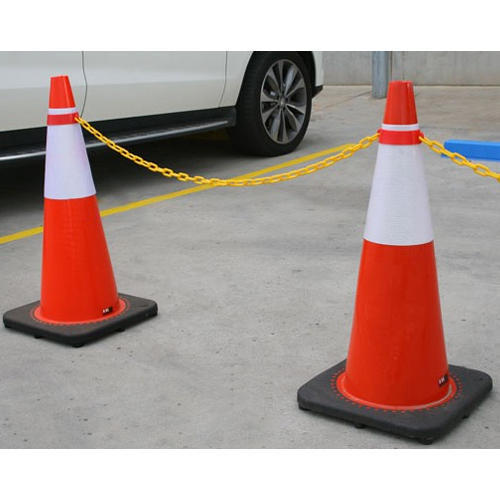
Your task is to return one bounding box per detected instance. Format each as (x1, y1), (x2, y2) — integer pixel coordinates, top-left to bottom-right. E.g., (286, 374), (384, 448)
(75, 116), (378, 187)
(420, 136), (500, 183)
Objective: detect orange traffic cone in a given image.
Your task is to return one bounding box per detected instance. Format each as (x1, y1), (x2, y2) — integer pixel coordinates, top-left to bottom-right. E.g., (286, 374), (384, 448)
(297, 81), (492, 443)
(3, 75), (157, 347)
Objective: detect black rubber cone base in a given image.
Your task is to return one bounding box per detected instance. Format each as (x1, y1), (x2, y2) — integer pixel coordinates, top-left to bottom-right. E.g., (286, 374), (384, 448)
(3, 293), (158, 347)
(297, 360), (492, 444)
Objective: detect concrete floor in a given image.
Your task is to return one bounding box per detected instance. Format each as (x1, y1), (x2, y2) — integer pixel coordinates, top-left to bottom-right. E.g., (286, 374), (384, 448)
(0, 86), (499, 448)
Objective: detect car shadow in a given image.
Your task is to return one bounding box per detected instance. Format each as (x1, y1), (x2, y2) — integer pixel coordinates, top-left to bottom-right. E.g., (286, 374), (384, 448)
(0, 132), (240, 231)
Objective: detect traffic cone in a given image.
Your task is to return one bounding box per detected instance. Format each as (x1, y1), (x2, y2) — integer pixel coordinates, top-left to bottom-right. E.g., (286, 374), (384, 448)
(3, 75), (158, 347)
(297, 81), (492, 443)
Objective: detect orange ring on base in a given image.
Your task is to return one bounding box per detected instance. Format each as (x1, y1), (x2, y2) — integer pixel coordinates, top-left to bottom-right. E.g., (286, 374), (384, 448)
(336, 371), (457, 411)
(33, 298), (127, 325)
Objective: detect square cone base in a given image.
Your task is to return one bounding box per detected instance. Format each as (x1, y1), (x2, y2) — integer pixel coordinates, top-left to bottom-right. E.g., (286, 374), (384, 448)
(3, 293), (158, 347)
(297, 360), (492, 444)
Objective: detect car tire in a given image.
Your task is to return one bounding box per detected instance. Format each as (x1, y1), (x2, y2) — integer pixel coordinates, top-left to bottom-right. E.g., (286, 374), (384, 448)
(229, 52), (312, 156)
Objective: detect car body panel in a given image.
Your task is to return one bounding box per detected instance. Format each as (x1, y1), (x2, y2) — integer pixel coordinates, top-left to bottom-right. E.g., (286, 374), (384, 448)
(313, 51), (324, 86)
(0, 51), (86, 132)
(81, 51), (227, 121)
(219, 51), (253, 107)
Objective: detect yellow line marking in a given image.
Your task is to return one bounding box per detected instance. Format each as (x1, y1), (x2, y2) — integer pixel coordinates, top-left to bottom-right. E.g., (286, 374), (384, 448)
(0, 143), (351, 246)
(0, 226), (45, 245)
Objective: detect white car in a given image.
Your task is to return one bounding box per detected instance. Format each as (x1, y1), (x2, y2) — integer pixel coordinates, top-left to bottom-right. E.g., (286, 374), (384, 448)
(0, 51), (323, 162)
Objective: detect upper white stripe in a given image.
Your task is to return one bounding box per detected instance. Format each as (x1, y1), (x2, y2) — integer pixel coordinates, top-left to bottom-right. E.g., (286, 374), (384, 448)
(364, 144), (433, 246)
(47, 107), (78, 115)
(381, 123), (420, 131)
(44, 124), (96, 200)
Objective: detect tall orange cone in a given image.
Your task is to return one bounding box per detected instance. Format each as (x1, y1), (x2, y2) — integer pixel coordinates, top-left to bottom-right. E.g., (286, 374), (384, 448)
(297, 81), (492, 443)
(3, 75), (157, 346)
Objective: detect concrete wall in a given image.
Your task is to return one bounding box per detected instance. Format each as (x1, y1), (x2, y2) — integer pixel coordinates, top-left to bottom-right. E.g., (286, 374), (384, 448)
(324, 52), (500, 85)
(323, 52), (372, 85)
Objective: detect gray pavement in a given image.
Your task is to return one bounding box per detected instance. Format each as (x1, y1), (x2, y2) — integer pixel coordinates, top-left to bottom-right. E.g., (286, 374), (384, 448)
(0, 86), (499, 448)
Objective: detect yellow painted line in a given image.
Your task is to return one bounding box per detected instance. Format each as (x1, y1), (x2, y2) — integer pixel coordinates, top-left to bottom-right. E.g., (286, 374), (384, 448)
(0, 143), (351, 246)
(0, 226), (45, 245)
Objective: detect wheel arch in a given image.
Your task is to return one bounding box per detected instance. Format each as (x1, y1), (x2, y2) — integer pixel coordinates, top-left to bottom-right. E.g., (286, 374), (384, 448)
(236, 51), (318, 106)
(297, 52), (316, 93)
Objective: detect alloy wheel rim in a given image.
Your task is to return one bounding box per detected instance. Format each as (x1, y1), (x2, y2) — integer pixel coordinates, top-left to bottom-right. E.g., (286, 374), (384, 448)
(260, 59), (307, 144)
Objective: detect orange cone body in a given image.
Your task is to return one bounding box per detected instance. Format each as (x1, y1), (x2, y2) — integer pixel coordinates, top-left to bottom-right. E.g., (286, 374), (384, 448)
(297, 80), (492, 441)
(35, 75), (125, 323)
(3, 76), (158, 346)
(338, 241), (452, 409)
(336, 81), (454, 409)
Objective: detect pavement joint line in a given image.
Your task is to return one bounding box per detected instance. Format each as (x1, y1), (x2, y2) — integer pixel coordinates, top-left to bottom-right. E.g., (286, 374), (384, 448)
(0, 142), (352, 246)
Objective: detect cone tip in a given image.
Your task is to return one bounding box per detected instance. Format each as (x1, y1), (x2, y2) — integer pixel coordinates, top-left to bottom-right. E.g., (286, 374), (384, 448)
(383, 80), (417, 125)
(49, 75), (76, 108)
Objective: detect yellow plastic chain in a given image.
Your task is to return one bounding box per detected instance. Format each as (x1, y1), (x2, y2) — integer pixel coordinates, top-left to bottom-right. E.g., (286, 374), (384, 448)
(420, 136), (500, 183)
(76, 116), (500, 185)
(75, 116), (379, 187)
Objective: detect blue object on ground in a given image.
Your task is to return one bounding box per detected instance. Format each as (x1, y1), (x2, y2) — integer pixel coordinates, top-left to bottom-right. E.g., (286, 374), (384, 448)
(444, 140), (500, 162)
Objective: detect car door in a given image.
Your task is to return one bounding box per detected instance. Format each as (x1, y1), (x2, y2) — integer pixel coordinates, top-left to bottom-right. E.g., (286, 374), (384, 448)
(82, 51), (227, 122)
(0, 51), (86, 132)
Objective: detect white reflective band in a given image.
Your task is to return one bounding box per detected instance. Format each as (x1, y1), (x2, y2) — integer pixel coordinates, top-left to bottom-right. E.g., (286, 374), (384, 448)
(381, 123), (420, 131)
(44, 124), (96, 200)
(47, 107), (78, 115)
(364, 144), (434, 246)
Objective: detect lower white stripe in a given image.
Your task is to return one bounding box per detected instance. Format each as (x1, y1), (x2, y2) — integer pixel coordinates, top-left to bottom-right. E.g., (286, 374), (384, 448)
(44, 124), (96, 200)
(364, 144), (434, 246)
